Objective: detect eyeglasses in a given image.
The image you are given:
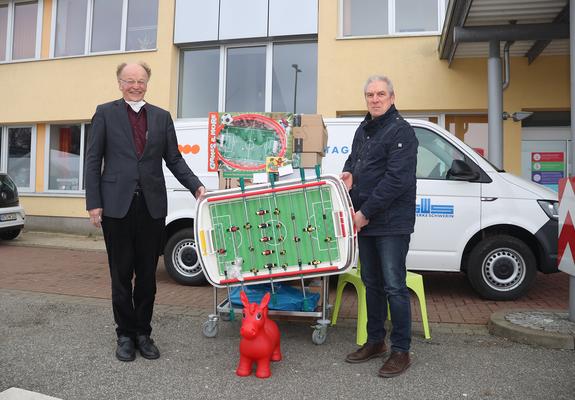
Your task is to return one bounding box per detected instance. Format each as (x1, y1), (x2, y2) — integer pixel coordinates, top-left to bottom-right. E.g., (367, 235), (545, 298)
(119, 79), (148, 87)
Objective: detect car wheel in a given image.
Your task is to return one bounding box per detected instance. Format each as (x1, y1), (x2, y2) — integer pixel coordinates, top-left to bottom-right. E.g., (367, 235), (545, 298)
(467, 235), (536, 300)
(164, 228), (207, 286)
(0, 229), (21, 240)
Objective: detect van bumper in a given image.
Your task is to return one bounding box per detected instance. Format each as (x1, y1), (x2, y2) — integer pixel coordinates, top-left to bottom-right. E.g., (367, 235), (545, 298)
(535, 219), (558, 274)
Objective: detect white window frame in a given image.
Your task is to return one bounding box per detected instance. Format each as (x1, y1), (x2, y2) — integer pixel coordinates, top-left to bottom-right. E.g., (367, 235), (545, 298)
(0, 125), (37, 192)
(44, 123), (89, 194)
(219, 42), (273, 112)
(338, 0), (447, 39)
(49, 0), (156, 58)
(0, 0), (43, 63)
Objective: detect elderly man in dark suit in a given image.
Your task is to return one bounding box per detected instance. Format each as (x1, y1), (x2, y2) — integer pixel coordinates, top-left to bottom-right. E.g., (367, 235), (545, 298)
(85, 62), (205, 362)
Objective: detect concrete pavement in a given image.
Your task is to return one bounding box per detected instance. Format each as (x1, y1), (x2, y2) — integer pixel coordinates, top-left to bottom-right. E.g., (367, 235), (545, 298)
(2, 230), (575, 399)
(1, 289), (575, 400)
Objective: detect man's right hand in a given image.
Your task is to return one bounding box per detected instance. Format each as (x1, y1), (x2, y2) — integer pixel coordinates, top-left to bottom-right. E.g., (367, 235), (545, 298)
(340, 172), (353, 191)
(88, 208), (103, 228)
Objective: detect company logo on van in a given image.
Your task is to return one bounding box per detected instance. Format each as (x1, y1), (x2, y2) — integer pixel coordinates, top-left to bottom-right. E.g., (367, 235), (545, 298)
(416, 198), (454, 218)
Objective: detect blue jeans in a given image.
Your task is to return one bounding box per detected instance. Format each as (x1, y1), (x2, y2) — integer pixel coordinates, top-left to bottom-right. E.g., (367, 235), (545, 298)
(358, 235), (411, 352)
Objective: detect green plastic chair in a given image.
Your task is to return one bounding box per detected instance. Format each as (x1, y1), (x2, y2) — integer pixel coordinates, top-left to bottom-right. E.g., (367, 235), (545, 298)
(331, 263), (431, 345)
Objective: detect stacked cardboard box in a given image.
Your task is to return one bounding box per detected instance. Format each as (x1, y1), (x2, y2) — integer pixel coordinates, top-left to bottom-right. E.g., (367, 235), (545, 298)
(292, 114), (328, 168)
(218, 172), (252, 190)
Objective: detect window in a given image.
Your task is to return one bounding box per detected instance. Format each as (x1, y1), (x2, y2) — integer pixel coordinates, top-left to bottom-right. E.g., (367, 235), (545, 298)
(445, 115), (488, 157)
(0, 0), (41, 62)
(272, 42), (317, 114)
(46, 123), (90, 192)
(0, 126), (36, 191)
(415, 127), (465, 180)
(178, 41), (318, 118)
(52, 0), (158, 57)
(341, 0), (445, 37)
(225, 46), (266, 112)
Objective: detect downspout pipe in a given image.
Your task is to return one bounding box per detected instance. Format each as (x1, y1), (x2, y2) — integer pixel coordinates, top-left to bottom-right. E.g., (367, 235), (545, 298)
(502, 41), (513, 90)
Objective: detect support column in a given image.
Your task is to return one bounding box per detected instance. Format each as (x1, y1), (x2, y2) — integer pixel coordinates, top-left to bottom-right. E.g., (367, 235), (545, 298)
(488, 40), (503, 168)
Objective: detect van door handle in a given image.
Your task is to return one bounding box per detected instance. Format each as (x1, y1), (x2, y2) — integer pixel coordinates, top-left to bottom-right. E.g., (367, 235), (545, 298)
(481, 197), (497, 202)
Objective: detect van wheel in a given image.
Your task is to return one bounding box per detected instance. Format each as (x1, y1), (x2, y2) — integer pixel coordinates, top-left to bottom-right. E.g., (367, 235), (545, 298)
(467, 235), (536, 300)
(164, 228), (206, 286)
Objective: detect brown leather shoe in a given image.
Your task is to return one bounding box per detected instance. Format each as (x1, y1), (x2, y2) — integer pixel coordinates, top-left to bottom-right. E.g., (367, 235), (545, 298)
(345, 342), (388, 364)
(378, 351), (412, 378)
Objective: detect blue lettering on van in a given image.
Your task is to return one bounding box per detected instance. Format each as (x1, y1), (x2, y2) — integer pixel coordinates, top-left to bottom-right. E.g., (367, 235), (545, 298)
(324, 146), (350, 155)
(416, 198), (454, 218)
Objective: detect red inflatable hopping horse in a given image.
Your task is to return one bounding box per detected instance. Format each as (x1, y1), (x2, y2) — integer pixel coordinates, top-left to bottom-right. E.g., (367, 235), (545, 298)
(236, 291), (282, 378)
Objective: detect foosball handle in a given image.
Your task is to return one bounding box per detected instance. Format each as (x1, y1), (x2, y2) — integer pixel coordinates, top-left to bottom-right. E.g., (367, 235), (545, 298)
(314, 165), (321, 179)
(269, 172), (276, 188)
(239, 177), (245, 192)
(299, 167), (306, 183)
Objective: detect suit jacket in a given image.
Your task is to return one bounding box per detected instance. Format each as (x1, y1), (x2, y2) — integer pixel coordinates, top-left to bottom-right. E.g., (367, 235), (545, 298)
(85, 99), (203, 219)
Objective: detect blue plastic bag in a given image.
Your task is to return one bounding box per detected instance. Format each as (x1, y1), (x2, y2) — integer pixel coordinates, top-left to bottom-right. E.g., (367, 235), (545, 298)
(229, 283), (319, 312)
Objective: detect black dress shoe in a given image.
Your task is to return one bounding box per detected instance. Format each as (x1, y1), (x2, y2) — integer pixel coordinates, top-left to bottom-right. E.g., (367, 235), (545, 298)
(116, 336), (136, 362)
(136, 335), (160, 359)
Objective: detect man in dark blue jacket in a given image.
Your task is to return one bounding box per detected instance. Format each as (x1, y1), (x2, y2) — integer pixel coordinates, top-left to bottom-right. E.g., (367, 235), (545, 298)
(341, 75), (418, 378)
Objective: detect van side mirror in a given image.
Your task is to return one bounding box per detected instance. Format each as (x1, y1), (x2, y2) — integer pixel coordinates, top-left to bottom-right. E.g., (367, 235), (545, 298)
(446, 159), (480, 181)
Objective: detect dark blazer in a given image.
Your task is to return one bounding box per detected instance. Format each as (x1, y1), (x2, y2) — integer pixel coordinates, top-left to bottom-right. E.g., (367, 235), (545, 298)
(85, 99), (203, 219)
(343, 105), (418, 236)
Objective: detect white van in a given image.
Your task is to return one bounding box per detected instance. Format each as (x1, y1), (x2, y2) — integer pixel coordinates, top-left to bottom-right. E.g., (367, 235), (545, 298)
(164, 118), (558, 300)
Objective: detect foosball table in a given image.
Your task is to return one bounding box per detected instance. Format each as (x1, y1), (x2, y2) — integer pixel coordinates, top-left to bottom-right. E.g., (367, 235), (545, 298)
(195, 169), (358, 344)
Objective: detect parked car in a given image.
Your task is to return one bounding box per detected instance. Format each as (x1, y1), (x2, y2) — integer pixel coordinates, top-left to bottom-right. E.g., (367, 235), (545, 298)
(162, 118), (558, 301)
(0, 172), (25, 240)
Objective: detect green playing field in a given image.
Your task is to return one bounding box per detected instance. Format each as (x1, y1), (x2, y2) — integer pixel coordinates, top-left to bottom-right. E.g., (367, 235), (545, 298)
(208, 185), (340, 277)
(218, 126), (283, 167)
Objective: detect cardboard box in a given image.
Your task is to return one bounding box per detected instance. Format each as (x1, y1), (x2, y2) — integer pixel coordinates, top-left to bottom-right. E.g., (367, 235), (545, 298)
(292, 114), (328, 155)
(294, 152), (324, 168)
(218, 173), (252, 190)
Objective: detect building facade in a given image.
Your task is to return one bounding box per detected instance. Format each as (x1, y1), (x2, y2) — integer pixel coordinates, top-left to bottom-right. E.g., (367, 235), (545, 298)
(0, 0), (570, 233)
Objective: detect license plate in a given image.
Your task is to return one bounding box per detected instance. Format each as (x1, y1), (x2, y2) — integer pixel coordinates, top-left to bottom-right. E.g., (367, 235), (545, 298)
(0, 213), (17, 222)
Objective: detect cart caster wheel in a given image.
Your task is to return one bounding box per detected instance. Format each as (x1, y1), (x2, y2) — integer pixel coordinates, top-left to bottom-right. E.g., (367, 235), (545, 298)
(202, 320), (218, 338)
(312, 328), (327, 345)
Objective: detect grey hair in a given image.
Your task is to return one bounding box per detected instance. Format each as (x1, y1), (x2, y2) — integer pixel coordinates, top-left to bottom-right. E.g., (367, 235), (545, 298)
(116, 62), (152, 79)
(364, 75), (394, 95)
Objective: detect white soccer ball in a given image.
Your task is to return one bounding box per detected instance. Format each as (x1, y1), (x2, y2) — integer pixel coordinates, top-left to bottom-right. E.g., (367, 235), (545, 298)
(221, 113), (233, 125)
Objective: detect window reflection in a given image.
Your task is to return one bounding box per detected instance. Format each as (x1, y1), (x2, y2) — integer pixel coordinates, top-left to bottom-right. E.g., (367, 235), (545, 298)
(7, 127), (32, 187)
(49, 125), (81, 190)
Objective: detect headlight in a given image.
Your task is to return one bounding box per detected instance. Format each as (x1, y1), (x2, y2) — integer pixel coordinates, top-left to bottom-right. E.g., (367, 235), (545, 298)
(537, 200), (559, 221)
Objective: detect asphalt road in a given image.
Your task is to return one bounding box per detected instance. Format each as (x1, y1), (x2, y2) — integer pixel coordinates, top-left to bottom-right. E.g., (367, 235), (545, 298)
(1, 289), (574, 400)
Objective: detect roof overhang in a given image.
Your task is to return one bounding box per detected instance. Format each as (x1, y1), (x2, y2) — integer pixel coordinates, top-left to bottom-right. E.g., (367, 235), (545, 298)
(439, 0), (570, 65)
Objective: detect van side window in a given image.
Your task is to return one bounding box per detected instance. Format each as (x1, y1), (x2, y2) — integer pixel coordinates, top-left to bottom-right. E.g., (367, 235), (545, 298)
(414, 127), (466, 180)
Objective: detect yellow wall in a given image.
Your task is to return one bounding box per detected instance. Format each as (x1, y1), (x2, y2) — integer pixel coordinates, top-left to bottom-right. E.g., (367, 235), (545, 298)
(0, 1), (177, 125)
(3, 0), (177, 220)
(316, 0), (570, 174)
(21, 197), (88, 218)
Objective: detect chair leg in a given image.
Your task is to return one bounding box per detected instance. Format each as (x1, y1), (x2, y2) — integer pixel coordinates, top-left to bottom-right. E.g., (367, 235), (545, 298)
(331, 280), (347, 325)
(407, 273), (431, 340)
(356, 285), (368, 346)
(417, 287), (431, 340)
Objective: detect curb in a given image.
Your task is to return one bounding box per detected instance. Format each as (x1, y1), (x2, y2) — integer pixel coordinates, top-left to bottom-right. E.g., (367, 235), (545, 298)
(489, 309), (575, 350)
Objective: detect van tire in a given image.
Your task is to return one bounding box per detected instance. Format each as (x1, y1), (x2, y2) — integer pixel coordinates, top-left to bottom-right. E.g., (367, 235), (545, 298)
(0, 229), (21, 240)
(164, 228), (207, 286)
(467, 235), (536, 300)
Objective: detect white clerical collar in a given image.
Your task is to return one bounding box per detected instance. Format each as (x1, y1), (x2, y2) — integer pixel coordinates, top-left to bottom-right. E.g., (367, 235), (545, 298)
(125, 100), (146, 113)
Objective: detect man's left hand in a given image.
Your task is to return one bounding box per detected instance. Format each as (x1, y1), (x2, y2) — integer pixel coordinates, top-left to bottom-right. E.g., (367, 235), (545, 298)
(354, 210), (369, 232)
